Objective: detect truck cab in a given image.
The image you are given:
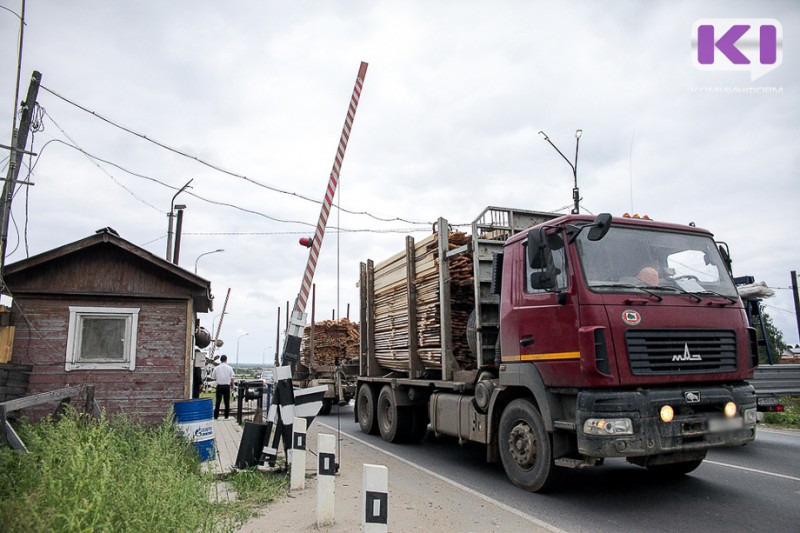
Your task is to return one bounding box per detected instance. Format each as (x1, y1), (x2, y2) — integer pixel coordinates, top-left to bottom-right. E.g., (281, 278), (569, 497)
(495, 214), (758, 489)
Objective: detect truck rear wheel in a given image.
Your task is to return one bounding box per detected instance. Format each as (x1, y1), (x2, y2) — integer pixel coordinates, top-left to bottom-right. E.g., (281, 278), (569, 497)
(319, 398), (333, 416)
(356, 385), (379, 435)
(377, 385), (413, 443)
(498, 399), (562, 492)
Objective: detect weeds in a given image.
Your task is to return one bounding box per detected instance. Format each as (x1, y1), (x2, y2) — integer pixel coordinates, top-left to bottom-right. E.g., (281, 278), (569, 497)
(764, 397), (800, 428)
(0, 408), (286, 532)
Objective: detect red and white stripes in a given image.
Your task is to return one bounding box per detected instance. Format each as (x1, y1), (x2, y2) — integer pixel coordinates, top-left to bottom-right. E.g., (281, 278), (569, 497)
(296, 62), (368, 314)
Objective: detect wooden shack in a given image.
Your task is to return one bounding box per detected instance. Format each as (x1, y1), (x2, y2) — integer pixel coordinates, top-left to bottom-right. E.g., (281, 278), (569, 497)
(2, 228), (213, 423)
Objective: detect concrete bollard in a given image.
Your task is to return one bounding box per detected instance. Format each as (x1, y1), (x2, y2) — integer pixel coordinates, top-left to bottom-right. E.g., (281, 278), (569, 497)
(362, 464), (388, 533)
(290, 416), (307, 491)
(316, 433), (336, 527)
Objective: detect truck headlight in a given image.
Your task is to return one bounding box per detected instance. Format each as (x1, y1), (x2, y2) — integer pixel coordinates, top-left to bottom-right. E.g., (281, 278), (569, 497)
(583, 418), (633, 436)
(744, 407), (757, 425)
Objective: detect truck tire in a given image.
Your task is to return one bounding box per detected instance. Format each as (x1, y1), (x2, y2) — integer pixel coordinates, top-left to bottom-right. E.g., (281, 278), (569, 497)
(467, 310), (477, 358)
(377, 385), (413, 443)
(319, 398), (333, 416)
(356, 385), (379, 435)
(646, 459), (704, 477)
(498, 399), (562, 492)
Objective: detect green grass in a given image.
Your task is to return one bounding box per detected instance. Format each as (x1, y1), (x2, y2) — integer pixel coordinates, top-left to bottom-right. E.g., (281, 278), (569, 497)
(764, 396), (800, 428)
(0, 409), (288, 532)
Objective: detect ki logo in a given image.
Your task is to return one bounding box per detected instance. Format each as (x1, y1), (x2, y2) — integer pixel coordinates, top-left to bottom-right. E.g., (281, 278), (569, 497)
(692, 19), (783, 81)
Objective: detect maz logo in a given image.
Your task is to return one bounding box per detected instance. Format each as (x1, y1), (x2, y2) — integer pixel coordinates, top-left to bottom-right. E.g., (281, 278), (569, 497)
(672, 343), (702, 362)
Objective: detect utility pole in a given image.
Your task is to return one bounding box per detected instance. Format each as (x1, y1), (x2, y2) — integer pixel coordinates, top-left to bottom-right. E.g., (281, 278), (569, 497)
(166, 180), (192, 262)
(0, 70), (41, 273)
(172, 206), (186, 265)
(792, 270), (800, 342)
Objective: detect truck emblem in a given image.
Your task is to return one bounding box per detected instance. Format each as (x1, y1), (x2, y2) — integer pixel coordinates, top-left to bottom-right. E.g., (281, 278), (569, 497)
(685, 391), (701, 403)
(672, 343), (702, 362)
(622, 309), (641, 326)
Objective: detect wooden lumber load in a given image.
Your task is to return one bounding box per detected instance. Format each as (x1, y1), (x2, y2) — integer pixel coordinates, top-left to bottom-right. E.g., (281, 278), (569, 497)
(300, 318), (360, 368)
(370, 229), (476, 373)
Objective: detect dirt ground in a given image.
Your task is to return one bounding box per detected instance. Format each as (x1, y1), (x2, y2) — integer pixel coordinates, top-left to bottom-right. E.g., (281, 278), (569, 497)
(240, 423), (560, 533)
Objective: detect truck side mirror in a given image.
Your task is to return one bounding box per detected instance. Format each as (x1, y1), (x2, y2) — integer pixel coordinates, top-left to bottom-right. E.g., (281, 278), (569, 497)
(587, 213), (612, 241)
(527, 228), (547, 268)
(527, 228), (558, 290)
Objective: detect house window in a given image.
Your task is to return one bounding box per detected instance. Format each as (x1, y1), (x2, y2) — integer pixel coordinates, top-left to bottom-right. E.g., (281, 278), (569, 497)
(66, 307), (139, 371)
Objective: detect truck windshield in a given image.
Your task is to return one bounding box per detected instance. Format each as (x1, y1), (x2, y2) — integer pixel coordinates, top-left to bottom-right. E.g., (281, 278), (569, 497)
(575, 226), (738, 299)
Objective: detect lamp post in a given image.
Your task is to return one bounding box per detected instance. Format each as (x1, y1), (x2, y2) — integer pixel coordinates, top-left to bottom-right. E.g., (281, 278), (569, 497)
(166, 179), (193, 262)
(236, 332), (249, 373)
(538, 130), (582, 214)
(194, 249), (224, 274)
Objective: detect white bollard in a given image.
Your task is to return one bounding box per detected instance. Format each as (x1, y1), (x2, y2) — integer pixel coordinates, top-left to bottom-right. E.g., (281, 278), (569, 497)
(316, 433), (336, 527)
(362, 464), (388, 533)
(290, 416), (307, 491)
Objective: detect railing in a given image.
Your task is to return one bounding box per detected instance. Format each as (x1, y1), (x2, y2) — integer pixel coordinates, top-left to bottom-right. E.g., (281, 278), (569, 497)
(750, 365), (800, 402)
(0, 385), (99, 452)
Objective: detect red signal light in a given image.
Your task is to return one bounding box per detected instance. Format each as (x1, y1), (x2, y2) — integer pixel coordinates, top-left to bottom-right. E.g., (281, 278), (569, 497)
(299, 237), (313, 248)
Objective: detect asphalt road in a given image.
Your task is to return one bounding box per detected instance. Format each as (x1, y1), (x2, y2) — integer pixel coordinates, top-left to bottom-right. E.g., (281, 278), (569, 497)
(317, 405), (800, 533)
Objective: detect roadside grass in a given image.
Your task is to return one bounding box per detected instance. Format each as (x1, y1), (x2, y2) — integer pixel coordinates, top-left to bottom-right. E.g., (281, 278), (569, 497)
(764, 396), (800, 428)
(0, 408), (288, 532)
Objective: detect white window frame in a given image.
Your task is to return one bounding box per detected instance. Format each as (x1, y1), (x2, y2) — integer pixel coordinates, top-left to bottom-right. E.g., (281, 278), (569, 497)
(65, 306), (139, 371)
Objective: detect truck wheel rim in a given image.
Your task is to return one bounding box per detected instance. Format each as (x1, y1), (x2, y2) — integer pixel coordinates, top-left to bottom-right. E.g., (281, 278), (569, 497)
(508, 422), (537, 468)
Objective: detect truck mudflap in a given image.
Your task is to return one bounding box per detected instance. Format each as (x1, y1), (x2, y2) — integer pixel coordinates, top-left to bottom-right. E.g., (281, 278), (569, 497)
(576, 383), (757, 458)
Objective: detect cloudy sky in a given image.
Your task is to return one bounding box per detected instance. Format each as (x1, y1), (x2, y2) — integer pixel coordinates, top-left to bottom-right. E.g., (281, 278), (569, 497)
(1, 1), (798, 364)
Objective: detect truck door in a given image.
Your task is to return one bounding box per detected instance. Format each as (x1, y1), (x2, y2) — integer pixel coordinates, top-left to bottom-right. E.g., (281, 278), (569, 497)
(509, 239), (582, 387)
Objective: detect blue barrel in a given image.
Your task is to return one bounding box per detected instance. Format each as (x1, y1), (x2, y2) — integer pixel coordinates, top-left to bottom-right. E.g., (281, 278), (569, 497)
(173, 398), (216, 461)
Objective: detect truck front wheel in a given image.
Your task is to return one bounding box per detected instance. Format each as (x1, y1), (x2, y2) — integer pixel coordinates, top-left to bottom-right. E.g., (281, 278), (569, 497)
(498, 399), (561, 492)
(356, 385), (379, 435)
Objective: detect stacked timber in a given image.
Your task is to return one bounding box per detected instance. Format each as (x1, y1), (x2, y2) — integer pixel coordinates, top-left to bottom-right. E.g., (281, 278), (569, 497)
(372, 230), (475, 372)
(300, 318), (360, 368)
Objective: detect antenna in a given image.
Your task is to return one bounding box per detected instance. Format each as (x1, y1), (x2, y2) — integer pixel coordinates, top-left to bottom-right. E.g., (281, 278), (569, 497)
(538, 129), (582, 214)
(629, 129), (635, 214)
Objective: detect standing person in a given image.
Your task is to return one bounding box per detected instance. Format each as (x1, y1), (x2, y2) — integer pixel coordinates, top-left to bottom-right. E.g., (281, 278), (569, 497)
(192, 349), (204, 399)
(211, 355), (235, 419)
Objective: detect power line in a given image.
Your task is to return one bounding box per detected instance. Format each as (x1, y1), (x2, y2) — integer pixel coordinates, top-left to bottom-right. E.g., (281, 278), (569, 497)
(43, 111), (162, 212)
(39, 84), (434, 226)
(763, 304), (797, 316)
(31, 123), (435, 234)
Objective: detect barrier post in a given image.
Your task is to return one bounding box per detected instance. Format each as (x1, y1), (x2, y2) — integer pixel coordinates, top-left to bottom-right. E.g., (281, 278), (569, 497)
(316, 433), (336, 526)
(290, 416), (307, 491)
(362, 464), (388, 533)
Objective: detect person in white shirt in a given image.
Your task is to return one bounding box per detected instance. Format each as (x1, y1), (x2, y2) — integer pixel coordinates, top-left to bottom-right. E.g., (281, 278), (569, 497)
(211, 355), (235, 419)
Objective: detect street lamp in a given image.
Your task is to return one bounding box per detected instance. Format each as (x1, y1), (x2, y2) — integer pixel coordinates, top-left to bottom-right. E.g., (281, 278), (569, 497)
(166, 179), (193, 262)
(538, 130), (582, 214)
(236, 332), (249, 373)
(194, 249), (224, 274)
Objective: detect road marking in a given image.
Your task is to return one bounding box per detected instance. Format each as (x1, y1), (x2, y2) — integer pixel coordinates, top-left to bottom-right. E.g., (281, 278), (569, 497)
(705, 460), (800, 482)
(319, 422), (569, 533)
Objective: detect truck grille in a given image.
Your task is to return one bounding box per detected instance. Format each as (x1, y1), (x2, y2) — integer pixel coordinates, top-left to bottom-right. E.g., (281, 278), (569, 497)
(626, 330), (737, 375)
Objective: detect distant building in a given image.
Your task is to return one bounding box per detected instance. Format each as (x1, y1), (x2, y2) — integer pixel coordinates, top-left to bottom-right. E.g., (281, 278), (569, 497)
(2, 228), (213, 423)
(780, 345), (800, 364)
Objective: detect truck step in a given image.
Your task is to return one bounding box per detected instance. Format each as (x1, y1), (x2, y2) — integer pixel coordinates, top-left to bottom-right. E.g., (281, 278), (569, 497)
(555, 457), (600, 469)
(553, 420), (576, 431)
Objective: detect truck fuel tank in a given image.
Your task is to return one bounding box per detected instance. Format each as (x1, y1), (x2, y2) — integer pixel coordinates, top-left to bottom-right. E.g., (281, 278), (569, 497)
(429, 392), (488, 444)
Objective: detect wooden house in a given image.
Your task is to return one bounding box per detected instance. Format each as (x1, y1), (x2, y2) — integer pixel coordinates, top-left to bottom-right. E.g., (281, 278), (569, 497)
(2, 228), (213, 423)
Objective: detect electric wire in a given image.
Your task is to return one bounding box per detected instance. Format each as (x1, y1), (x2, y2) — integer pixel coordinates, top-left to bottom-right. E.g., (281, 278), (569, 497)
(30, 122), (437, 234)
(39, 84), (434, 226)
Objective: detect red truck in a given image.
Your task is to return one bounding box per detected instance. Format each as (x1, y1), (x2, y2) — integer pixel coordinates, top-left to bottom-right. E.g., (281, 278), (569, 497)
(355, 207), (758, 491)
